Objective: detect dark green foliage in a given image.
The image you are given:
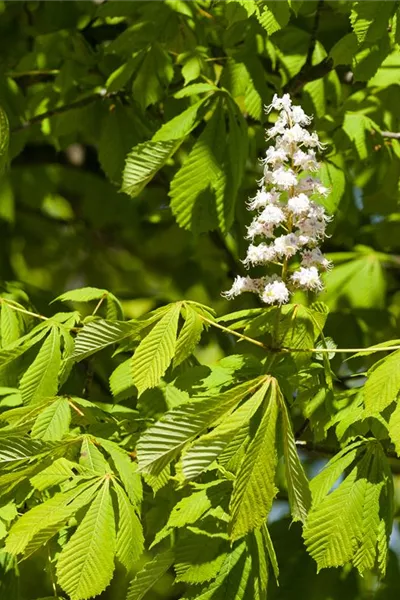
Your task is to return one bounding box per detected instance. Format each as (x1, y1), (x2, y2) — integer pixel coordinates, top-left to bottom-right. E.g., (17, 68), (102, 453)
(1, 1), (400, 599)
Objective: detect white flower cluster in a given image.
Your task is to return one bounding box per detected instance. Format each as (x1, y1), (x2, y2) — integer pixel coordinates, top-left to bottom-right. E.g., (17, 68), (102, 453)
(223, 94), (332, 306)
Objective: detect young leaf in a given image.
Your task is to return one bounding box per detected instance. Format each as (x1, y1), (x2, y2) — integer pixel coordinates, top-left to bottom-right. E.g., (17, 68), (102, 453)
(97, 438), (142, 505)
(169, 101), (225, 233)
(57, 479), (116, 600)
(114, 483), (144, 571)
(181, 541), (249, 600)
(5, 480), (100, 556)
(122, 139), (179, 198)
(278, 392), (311, 523)
(110, 358), (134, 397)
(31, 397), (71, 441)
(72, 319), (135, 362)
(229, 383), (279, 540)
(363, 350), (400, 416)
(304, 441), (393, 576)
(132, 303), (181, 395)
(137, 378), (265, 475)
(126, 548), (175, 600)
(173, 305), (204, 368)
(80, 437), (109, 475)
(182, 380), (270, 480)
(19, 327), (61, 405)
(0, 436), (54, 465)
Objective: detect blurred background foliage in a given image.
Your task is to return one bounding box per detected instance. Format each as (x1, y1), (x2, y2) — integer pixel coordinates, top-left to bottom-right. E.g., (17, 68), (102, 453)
(1, 0), (400, 598)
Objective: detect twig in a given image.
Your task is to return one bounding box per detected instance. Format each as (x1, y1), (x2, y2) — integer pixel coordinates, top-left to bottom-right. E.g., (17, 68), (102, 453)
(0, 298), (49, 321)
(284, 1), (333, 95)
(11, 91), (119, 133)
(92, 293), (107, 316)
(305, 0), (324, 69)
(68, 400), (85, 417)
(198, 314), (400, 355)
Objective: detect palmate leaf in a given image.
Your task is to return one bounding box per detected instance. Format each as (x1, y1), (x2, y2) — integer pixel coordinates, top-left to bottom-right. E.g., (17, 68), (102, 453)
(72, 319), (135, 362)
(126, 548), (175, 600)
(137, 377), (265, 475)
(229, 382), (279, 541)
(19, 326), (61, 405)
(304, 440), (393, 576)
(114, 483), (144, 571)
(182, 380), (270, 480)
(278, 392), (311, 523)
(5, 479), (100, 556)
(31, 397), (71, 441)
(57, 478), (116, 600)
(364, 350), (400, 416)
(132, 303), (181, 395)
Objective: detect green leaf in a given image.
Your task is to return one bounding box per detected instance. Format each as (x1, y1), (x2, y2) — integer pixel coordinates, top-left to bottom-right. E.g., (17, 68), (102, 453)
(278, 393), (311, 523)
(364, 350), (400, 416)
(0, 436), (53, 465)
(122, 139), (179, 198)
(350, 1), (395, 44)
(55, 287), (123, 318)
(153, 98), (209, 142)
(30, 457), (76, 491)
(169, 101), (225, 233)
(132, 44), (173, 110)
(1, 303), (22, 346)
(31, 397), (71, 441)
(110, 359), (134, 396)
(80, 436), (109, 475)
(343, 112), (379, 160)
(19, 327), (61, 405)
(132, 303), (181, 395)
(114, 483), (144, 571)
(256, 1), (290, 35)
(126, 548), (175, 600)
(329, 33), (358, 66)
(182, 380), (270, 480)
(173, 305), (204, 368)
(388, 400), (400, 455)
(319, 160), (346, 214)
(181, 541), (249, 600)
(229, 382), (279, 540)
(174, 532), (227, 584)
(122, 97), (210, 198)
(0, 105), (9, 175)
(57, 479), (116, 600)
(72, 319), (134, 362)
(137, 378), (265, 475)
(98, 438), (142, 505)
(304, 441), (393, 576)
(5, 480), (100, 556)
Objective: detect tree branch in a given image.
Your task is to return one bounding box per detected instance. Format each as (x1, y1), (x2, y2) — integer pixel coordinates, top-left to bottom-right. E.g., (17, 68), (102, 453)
(284, 1), (333, 95)
(11, 91), (121, 133)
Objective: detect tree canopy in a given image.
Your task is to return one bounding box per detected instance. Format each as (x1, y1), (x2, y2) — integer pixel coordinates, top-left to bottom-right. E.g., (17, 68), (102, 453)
(1, 1), (400, 599)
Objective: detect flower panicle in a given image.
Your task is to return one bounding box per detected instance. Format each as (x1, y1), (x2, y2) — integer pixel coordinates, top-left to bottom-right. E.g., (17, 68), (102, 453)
(223, 93), (333, 306)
